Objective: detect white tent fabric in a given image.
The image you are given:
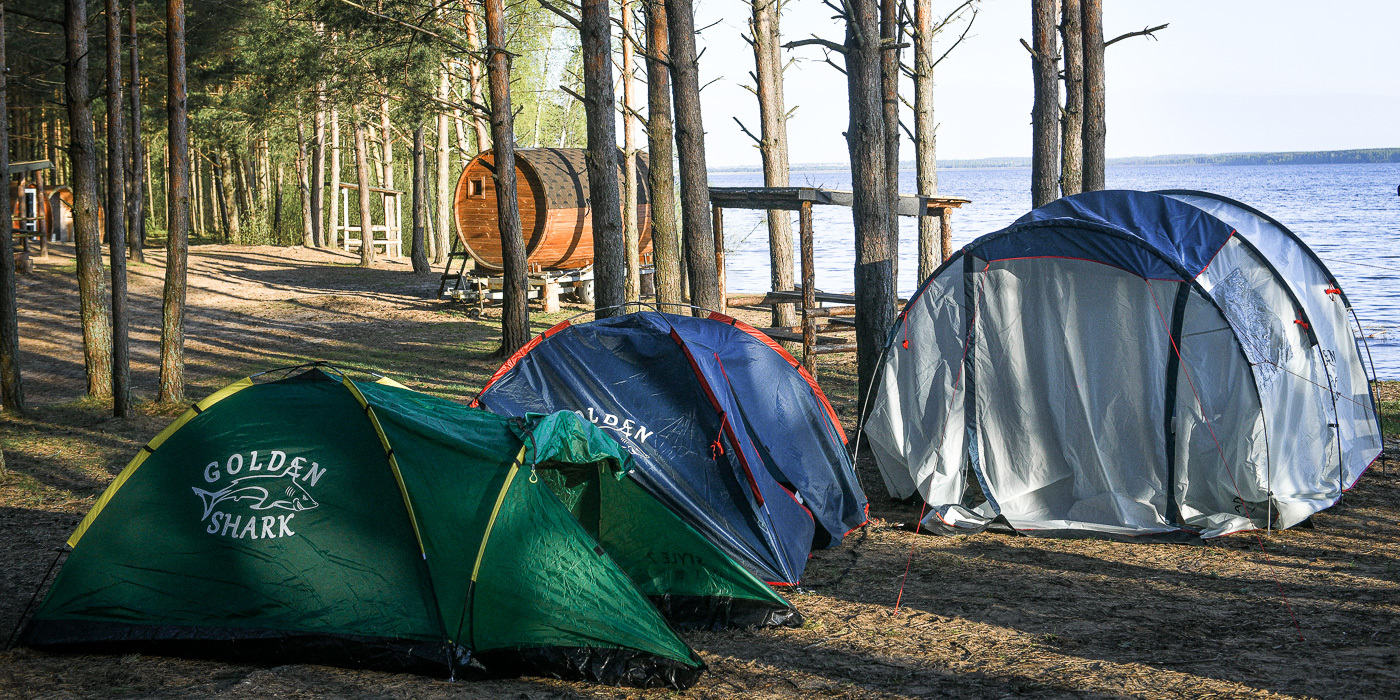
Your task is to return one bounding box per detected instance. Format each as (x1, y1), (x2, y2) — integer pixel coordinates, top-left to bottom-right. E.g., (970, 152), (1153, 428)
(867, 190), (1383, 540)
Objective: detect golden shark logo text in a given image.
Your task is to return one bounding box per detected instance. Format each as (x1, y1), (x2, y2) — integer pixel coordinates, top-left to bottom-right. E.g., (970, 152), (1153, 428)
(192, 451), (326, 540)
(574, 407), (654, 454)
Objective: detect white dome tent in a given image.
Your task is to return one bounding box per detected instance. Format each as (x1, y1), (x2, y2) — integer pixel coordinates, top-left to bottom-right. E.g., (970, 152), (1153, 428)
(866, 190), (1383, 541)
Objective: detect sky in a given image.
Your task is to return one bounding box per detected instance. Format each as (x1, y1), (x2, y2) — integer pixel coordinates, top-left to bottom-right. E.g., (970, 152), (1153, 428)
(687, 0), (1400, 167)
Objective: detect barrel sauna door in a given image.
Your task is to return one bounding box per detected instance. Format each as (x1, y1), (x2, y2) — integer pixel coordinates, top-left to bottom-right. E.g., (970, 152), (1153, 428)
(453, 147), (652, 271)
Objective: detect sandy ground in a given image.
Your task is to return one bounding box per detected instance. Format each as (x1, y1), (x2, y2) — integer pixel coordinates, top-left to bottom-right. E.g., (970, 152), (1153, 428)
(2, 245), (1398, 699)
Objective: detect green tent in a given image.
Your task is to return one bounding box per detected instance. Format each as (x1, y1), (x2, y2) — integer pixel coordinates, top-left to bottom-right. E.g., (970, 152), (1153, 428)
(22, 366), (791, 689)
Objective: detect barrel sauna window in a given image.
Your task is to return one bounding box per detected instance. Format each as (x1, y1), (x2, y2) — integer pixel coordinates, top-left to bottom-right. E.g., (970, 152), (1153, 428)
(453, 147), (653, 271)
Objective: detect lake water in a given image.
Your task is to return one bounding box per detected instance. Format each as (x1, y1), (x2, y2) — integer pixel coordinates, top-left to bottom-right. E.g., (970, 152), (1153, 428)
(708, 163), (1400, 379)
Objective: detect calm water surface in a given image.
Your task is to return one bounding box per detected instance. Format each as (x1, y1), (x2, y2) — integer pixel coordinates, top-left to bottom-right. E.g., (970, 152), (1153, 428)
(708, 163), (1400, 378)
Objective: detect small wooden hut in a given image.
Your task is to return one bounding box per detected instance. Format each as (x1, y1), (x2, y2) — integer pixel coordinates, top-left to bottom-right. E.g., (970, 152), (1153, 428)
(453, 147), (652, 271)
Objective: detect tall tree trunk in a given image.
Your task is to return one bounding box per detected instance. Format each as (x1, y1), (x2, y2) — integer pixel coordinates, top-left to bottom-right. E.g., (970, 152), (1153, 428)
(380, 96), (394, 190)
(751, 0), (796, 329)
(353, 112), (375, 268)
(311, 92), (326, 247)
(233, 150), (252, 224)
(189, 147), (201, 237)
(1060, 0), (1083, 196)
(67, 0), (115, 399)
(127, 2), (146, 263)
(666, 0), (720, 312)
(159, 0), (190, 403)
(410, 125), (431, 274)
(462, 2), (491, 152)
(297, 122), (314, 247)
(435, 67), (453, 265)
(880, 0), (900, 283)
(274, 164), (285, 238)
(484, 0), (529, 355)
(913, 0), (939, 282)
(107, 0), (131, 417)
(1030, 0), (1060, 207)
(646, 0), (682, 310)
(218, 151), (242, 243)
(620, 0), (641, 302)
(1080, 0), (1105, 191)
(0, 6), (24, 413)
(846, 0), (893, 408)
(581, 0), (626, 315)
(329, 107), (342, 247)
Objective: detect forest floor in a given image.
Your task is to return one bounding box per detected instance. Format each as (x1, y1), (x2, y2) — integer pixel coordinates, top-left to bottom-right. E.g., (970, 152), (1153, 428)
(2, 244), (1398, 699)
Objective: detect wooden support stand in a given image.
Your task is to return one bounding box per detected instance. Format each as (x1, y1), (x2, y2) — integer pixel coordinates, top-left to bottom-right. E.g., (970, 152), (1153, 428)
(338, 183), (404, 258)
(709, 186), (969, 377)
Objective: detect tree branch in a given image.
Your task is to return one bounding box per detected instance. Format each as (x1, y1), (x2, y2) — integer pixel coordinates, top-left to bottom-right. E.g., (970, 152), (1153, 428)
(784, 37), (847, 54)
(330, 0), (472, 53)
(929, 7), (977, 71)
(1104, 23), (1169, 48)
(559, 84), (585, 104)
(537, 0), (583, 31)
(732, 117), (762, 146)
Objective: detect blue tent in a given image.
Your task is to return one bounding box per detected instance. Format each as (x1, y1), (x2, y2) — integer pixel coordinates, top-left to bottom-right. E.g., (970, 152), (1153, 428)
(476, 310), (868, 586)
(868, 190), (1383, 540)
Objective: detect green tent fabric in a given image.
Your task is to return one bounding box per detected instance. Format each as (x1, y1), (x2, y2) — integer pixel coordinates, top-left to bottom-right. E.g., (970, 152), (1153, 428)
(21, 366), (787, 688)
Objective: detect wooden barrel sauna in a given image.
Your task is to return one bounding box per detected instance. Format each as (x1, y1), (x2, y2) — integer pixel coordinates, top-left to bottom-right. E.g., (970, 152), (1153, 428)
(453, 147), (653, 271)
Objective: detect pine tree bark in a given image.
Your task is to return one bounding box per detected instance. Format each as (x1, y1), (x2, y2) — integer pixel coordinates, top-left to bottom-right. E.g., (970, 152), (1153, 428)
(845, 0), (893, 408)
(913, 0), (940, 282)
(106, 0), (131, 417)
(311, 93), (326, 247)
(0, 5), (25, 413)
(461, 2), (491, 152)
(484, 0), (529, 355)
(274, 165), (285, 239)
(1059, 0), (1083, 197)
(1080, 0), (1105, 191)
(434, 66), (453, 265)
(410, 125), (431, 274)
(127, 2), (146, 263)
(751, 0), (797, 329)
(159, 0), (191, 403)
(880, 0), (901, 284)
(646, 0), (683, 310)
(67, 0), (115, 399)
(1030, 0), (1060, 208)
(581, 0), (626, 316)
(297, 123), (314, 247)
(329, 107), (342, 247)
(353, 113), (375, 268)
(621, 0), (641, 302)
(217, 151), (241, 243)
(666, 0), (720, 313)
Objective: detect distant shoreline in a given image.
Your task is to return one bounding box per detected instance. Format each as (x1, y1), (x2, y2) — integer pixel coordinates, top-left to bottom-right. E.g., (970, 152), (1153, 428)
(709, 147), (1400, 173)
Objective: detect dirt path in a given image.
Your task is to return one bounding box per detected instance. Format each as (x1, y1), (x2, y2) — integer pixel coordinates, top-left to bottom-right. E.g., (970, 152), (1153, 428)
(2, 245), (1398, 699)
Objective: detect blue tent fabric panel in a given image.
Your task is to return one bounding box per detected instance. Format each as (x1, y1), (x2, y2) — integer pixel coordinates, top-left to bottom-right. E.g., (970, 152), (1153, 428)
(1008, 190), (1237, 279)
(476, 316), (788, 583)
(477, 311), (868, 586)
(666, 315), (865, 546)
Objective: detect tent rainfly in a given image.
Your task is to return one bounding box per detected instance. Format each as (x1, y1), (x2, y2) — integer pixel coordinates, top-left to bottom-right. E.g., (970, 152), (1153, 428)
(867, 190), (1383, 541)
(22, 367), (791, 689)
(476, 310), (869, 587)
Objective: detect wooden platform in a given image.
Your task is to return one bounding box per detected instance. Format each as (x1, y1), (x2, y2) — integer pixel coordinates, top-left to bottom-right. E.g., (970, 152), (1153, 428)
(709, 186), (969, 376)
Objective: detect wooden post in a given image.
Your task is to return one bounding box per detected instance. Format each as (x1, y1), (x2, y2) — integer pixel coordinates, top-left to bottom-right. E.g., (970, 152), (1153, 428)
(712, 204), (725, 313)
(938, 205), (953, 261)
(799, 201), (815, 376)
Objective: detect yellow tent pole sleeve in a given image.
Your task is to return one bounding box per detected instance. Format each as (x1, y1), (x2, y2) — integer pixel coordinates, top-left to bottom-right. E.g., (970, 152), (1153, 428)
(471, 446), (528, 585)
(67, 377), (256, 548)
(339, 376), (429, 559)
